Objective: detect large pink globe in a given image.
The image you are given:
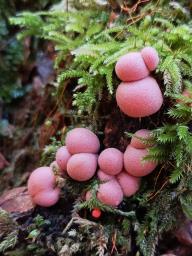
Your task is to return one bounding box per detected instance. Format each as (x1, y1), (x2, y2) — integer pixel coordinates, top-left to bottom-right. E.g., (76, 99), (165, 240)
(117, 171), (140, 197)
(66, 128), (100, 154)
(67, 153), (97, 181)
(116, 76), (163, 117)
(98, 148), (123, 175)
(97, 180), (123, 207)
(124, 145), (157, 177)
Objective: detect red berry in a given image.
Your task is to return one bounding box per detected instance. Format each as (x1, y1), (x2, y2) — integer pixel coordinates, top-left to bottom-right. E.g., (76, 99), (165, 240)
(92, 208), (101, 218)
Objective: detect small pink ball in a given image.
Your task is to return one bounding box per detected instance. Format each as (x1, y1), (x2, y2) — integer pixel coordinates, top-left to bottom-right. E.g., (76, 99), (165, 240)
(117, 171), (140, 197)
(33, 188), (60, 207)
(66, 128), (100, 154)
(97, 180), (123, 207)
(67, 153), (97, 181)
(115, 52), (149, 82)
(116, 76), (163, 117)
(56, 146), (71, 171)
(97, 169), (114, 182)
(141, 47), (159, 71)
(130, 129), (152, 149)
(98, 148), (123, 175)
(28, 167), (56, 197)
(124, 145), (157, 177)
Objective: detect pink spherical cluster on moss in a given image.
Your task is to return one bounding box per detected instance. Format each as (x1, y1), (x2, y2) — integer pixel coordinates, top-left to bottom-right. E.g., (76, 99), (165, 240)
(53, 128), (100, 182)
(130, 129), (152, 149)
(115, 47), (163, 118)
(97, 180), (123, 207)
(141, 46), (159, 71)
(66, 128), (100, 154)
(115, 52), (149, 82)
(116, 77), (163, 117)
(117, 171), (140, 196)
(56, 146), (71, 172)
(67, 153), (98, 181)
(98, 148), (123, 175)
(124, 145), (157, 177)
(28, 167), (60, 207)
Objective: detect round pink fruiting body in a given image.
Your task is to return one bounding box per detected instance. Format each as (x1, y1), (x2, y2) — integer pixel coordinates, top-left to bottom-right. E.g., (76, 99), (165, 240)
(141, 47), (159, 71)
(124, 145), (157, 177)
(130, 129), (152, 149)
(67, 153), (98, 181)
(117, 171), (140, 197)
(28, 167), (56, 197)
(97, 180), (123, 207)
(32, 188), (60, 207)
(97, 169), (114, 182)
(98, 148), (123, 175)
(27, 166), (60, 207)
(55, 146), (71, 171)
(65, 128), (100, 154)
(115, 52), (149, 82)
(116, 76), (163, 117)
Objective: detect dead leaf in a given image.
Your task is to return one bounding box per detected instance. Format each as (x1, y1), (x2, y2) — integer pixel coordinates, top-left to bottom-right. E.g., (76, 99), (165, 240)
(0, 186), (34, 213)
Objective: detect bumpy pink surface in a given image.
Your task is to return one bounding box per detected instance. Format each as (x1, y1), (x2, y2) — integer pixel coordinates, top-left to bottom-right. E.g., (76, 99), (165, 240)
(33, 188), (60, 207)
(28, 167), (56, 197)
(116, 76), (163, 117)
(131, 129), (152, 149)
(115, 52), (149, 82)
(97, 169), (114, 182)
(124, 145), (157, 177)
(97, 180), (123, 206)
(141, 47), (159, 71)
(27, 166), (60, 207)
(67, 153), (97, 181)
(66, 128), (100, 154)
(98, 148), (123, 175)
(56, 146), (71, 171)
(117, 171), (140, 196)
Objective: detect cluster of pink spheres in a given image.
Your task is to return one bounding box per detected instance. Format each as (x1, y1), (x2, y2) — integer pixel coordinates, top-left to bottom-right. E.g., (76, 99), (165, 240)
(28, 127), (156, 208)
(27, 46), (190, 209)
(115, 46), (163, 117)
